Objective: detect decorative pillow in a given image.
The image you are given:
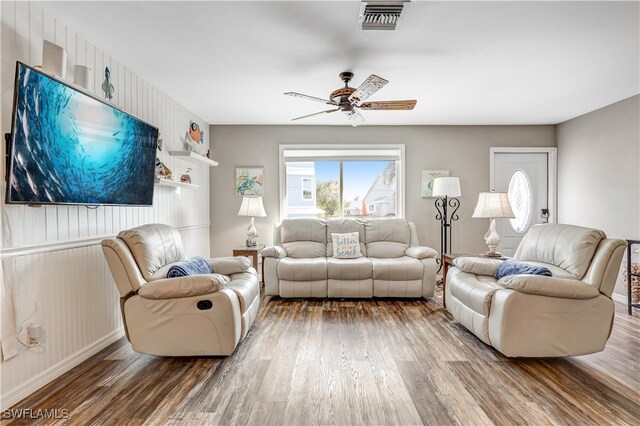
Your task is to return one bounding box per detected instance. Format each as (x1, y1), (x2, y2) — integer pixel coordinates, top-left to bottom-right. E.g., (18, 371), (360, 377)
(494, 259), (553, 280)
(331, 232), (363, 259)
(453, 257), (503, 276)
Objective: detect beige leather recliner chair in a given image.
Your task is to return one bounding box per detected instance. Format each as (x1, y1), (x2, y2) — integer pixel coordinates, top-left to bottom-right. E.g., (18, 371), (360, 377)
(101, 223), (260, 356)
(446, 223), (626, 357)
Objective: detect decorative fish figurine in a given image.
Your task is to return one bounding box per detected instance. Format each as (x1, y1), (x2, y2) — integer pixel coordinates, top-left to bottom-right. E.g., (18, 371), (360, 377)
(102, 67), (115, 100)
(187, 121), (204, 144)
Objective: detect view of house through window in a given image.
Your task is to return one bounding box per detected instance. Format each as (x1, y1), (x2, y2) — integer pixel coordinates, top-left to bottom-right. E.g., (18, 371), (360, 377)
(285, 160), (398, 219)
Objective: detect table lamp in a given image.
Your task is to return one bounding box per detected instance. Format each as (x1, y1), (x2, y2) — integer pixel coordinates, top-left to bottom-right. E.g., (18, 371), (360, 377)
(237, 196), (267, 247)
(472, 191), (515, 258)
(432, 177), (461, 271)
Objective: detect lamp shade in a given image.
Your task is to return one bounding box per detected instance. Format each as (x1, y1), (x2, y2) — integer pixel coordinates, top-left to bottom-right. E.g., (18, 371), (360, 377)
(237, 196), (267, 217)
(472, 192), (515, 218)
(432, 177), (461, 197)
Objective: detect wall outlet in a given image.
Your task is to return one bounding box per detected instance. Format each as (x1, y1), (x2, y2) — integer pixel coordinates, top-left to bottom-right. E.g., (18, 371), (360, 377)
(27, 324), (42, 345)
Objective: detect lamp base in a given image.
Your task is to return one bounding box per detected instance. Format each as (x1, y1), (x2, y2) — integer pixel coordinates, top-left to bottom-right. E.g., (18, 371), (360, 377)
(245, 217), (258, 247)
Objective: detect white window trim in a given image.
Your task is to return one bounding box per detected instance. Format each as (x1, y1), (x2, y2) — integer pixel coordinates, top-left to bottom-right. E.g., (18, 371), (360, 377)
(279, 144), (405, 221)
(489, 147), (557, 224)
(301, 177), (314, 201)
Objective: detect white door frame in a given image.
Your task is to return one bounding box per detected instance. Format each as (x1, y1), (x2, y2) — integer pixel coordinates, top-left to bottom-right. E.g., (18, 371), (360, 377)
(489, 147), (558, 224)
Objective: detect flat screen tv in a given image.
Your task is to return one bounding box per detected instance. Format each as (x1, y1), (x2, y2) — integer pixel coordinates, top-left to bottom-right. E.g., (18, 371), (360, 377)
(6, 61), (158, 206)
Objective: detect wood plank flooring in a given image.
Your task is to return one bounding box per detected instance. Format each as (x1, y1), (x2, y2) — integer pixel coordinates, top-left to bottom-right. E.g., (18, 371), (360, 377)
(5, 289), (640, 425)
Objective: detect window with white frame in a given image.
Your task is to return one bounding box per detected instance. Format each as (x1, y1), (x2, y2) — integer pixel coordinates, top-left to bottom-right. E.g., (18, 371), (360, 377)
(280, 145), (405, 220)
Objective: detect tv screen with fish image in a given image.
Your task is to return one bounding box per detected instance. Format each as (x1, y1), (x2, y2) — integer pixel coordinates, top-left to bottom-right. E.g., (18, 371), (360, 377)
(6, 62), (158, 206)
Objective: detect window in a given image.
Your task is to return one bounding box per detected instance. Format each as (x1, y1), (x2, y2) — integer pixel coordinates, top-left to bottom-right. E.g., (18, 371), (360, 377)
(507, 170), (533, 233)
(302, 177), (314, 200)
(280, 145), (405, 220)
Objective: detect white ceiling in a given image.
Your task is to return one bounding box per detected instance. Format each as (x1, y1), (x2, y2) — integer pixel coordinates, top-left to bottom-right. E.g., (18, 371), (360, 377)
(37, 1), (639, 126)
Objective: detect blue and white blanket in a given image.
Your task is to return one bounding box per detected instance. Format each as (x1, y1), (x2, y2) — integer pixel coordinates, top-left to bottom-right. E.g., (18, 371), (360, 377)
(495, 259), (552, 280)
(167, 256), (213, 278)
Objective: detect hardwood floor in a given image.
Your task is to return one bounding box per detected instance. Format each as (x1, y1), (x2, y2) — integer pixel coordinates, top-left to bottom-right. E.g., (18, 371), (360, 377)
(5, 289), (640, 425)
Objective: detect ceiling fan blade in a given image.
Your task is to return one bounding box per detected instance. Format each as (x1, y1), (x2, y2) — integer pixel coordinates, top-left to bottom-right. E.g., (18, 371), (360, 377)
(285, 92), (338, 106)
(359, 100), (417, 110)
(344, 109), (365, 127)
(348, 74), (388, 103)
(291, 108), (341, 121)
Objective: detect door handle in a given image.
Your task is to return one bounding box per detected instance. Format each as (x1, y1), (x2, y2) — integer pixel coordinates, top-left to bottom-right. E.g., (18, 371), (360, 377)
(541, 209), (549, 223)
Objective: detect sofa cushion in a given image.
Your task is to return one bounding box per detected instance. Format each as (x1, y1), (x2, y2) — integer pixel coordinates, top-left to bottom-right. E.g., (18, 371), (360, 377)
(331, 232), (363, 259)
(327, 257), (373, 280)
(514, 224), (605, 280)
(327, 218), (366, 257)
(371, 256), (423, 281)
(118, 223), (186, 281)
(277, 258), (328, 281)
(280, 218), (327, 258)
(365, 218), (411, 258)
(519, 261), (577, 280)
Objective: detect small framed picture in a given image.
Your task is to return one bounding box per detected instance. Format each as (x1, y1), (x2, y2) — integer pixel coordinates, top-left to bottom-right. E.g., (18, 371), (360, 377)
(421, 169), (450, 198)
(235, 166), (265, 196)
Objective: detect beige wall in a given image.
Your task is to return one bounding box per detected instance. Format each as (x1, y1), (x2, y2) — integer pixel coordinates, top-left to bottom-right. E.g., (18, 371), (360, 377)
(209, 125), (555, 258)
(557, 95), (640, 296)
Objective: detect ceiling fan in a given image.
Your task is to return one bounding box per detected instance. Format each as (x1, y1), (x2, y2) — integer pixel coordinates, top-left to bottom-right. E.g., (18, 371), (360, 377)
(285, 72), (417, 126)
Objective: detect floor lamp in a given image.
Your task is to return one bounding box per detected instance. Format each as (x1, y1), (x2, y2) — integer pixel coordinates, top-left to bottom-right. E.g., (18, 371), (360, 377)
(432, 177), (461, 272)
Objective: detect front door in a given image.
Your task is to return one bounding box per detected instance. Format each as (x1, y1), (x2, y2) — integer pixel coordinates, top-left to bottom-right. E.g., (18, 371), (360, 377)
(491, 150), (555, 257)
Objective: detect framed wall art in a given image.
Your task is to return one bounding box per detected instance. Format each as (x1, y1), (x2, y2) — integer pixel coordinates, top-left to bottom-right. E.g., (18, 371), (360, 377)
(235, 167), (265, 196)
(421, 169), (450, 198)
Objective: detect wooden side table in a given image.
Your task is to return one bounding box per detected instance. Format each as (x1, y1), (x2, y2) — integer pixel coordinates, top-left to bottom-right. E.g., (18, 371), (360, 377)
(232, 244), (265, 283)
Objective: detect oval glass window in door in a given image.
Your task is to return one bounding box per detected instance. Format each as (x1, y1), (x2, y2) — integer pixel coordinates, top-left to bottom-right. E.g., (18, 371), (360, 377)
(508, 170), (533, 233)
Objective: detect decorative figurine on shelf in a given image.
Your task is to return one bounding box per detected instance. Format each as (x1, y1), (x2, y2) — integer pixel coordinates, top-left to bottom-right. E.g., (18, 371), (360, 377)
(155, 158), (172, 180)
(205, 149), (211, 159)
(187, 122), (204, 145)
(180, 168), (192, 184)
(101, 67), (115, 101)
(157, 133), (163, 151)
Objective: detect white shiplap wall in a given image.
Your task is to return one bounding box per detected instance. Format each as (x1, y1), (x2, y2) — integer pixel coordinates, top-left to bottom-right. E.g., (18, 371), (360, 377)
(0, 1), (212, 407)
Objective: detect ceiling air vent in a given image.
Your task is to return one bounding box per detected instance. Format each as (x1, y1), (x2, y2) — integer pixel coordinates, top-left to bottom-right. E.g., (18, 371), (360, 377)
(359, 1), (409, 31)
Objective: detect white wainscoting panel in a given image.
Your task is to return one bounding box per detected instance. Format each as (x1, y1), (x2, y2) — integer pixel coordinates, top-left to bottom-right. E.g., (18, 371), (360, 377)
(0, 1), (212, 407)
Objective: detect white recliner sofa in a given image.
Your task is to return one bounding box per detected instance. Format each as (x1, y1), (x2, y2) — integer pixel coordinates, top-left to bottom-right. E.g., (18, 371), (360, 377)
(262, 218), (438, 299)
(446, 223), (626, 357)
(101, 223), (260, 356)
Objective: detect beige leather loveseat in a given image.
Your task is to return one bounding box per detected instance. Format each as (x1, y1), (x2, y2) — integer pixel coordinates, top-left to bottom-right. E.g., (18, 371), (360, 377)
(101, 223), (260, 356)
(262, 218), (438, 299)
(446, 223), (626, 357)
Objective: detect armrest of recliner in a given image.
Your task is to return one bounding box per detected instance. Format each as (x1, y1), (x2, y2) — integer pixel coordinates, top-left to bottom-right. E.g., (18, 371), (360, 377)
(207, 256), (252, 275)
(497, 275), (600, 299)
(138, 274), (230, 300)
(405, 246), (438, 259)
(261, 245), (287, 259)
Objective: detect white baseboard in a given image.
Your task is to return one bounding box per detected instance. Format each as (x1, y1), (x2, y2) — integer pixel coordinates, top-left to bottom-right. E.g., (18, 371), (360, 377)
(1, 328), (125, 409)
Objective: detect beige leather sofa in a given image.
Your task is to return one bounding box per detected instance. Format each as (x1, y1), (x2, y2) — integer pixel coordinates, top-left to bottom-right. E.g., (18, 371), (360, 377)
(101, 223), (260, 356)
(262, 218), (438, 299)
(446, 223), (626, 357)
